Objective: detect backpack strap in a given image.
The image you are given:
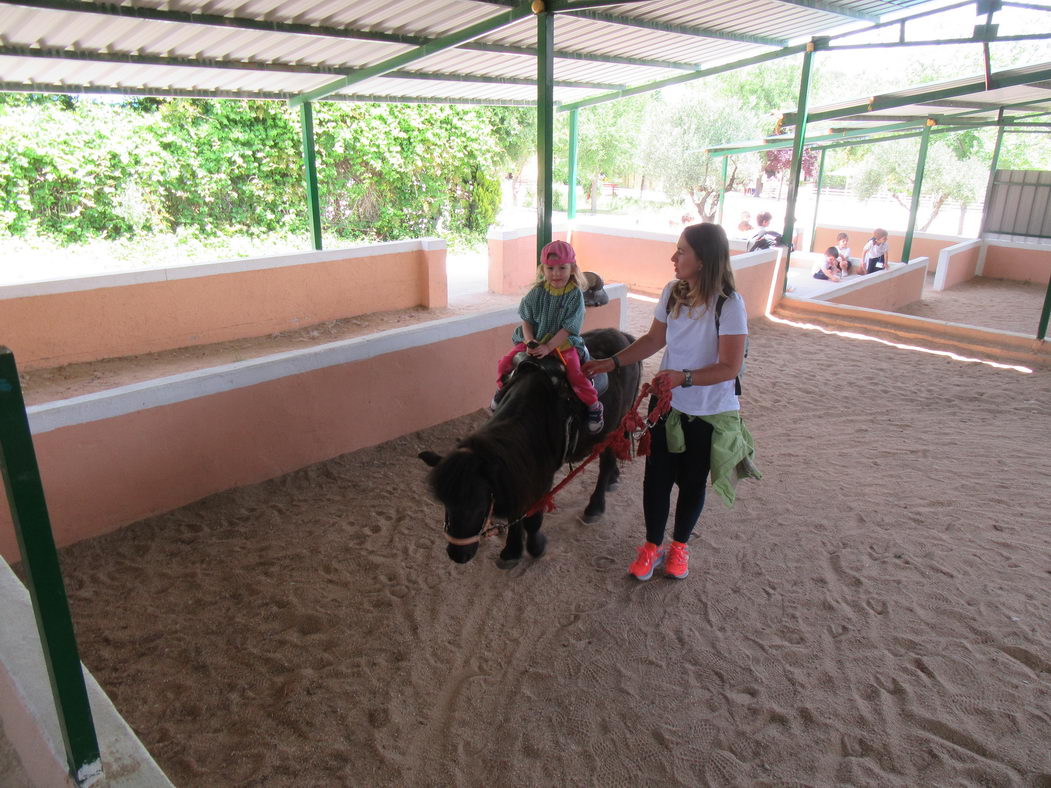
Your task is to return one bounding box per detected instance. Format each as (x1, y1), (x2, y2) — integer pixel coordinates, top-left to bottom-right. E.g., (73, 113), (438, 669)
(713, 294), (742, 397)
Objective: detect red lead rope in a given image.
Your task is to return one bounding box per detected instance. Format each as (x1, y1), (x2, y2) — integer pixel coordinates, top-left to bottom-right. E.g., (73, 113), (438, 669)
(525, 375), (674, 517)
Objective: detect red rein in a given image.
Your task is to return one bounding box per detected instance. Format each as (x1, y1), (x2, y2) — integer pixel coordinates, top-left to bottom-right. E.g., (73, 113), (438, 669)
(525, 376), (674, 517)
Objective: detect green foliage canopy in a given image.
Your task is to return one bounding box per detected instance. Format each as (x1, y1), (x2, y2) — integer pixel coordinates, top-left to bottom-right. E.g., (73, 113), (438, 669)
(0, 96), (506, 245)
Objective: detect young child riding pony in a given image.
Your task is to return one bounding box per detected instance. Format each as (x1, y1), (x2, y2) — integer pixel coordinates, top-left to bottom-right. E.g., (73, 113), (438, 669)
(492, 240), (604, 433)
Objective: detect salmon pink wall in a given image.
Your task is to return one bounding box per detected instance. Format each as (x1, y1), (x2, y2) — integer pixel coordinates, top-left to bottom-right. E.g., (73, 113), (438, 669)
(823, 260), (928, 312)
(981, 242), (1051, 284)
(0, 240), (447, 371)
(933, 241), (981, 291)
(568, 224), (780, 318)
(487, 227), (568, 295)
(0, 289), (627, 562)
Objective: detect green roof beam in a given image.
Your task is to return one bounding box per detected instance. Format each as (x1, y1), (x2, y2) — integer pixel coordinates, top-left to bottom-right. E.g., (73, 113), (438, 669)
(0, 45), (627, 90)
(0, 0), (700, 73)
(0, 82), (537, 105)
(0, 0), (427, 46)
(827, 0), (974, 40)
(768, 0), (877, 21)
(563, 9), (788, 47)
(289, 4), (535, 106)
(780, 63), (1051, 127)
(824, 32), (1051, 51)
(558, 44), (808, 112)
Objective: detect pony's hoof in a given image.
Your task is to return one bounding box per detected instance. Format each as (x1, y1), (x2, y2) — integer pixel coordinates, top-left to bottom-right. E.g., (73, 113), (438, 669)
(498, 546), (523, 566)
(580, 508), (603, 524)
(526, 532), (547, 558)
(607, 480), (619, 491)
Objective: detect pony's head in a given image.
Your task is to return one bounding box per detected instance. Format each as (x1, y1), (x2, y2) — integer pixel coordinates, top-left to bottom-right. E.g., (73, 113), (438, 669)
(419, 448), (495, 563)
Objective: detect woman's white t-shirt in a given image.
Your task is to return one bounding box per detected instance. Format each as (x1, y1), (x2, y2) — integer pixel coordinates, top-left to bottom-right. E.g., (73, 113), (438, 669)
(655, 282), (748, 416)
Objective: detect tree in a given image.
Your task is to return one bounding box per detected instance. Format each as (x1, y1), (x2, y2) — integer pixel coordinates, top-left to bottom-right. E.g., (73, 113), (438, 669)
(851, 136), (988, 230)
(639, 86), (761, 221)
(554, 95), (651, 212)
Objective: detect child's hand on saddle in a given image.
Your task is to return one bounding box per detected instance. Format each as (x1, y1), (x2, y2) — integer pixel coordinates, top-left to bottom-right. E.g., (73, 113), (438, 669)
(527, 342), (550, 358)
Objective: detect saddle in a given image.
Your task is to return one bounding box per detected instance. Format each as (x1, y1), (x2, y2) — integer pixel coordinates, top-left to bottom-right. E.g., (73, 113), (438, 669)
(501, 348), (609, 462)
(508, 347), (609, 398)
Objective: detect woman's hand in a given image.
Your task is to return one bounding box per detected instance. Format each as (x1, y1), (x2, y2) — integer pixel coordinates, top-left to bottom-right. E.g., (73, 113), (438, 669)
(652, 369), (686, 393)
(581, 357), (615, 376)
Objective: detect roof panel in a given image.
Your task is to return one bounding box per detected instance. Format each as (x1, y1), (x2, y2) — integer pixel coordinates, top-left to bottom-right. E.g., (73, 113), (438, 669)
(0, 0), (1045, 106)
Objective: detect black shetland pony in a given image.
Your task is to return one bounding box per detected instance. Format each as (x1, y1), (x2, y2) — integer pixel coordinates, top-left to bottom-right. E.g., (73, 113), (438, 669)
(420, 328), (641, 565)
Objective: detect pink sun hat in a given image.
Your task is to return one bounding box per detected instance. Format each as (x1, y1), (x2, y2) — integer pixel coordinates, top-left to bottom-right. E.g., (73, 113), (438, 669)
(540, 239), (576, 266)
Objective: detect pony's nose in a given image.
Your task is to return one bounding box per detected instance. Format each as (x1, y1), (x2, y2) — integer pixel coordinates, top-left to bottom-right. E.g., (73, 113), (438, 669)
(447, 543), (478, 563)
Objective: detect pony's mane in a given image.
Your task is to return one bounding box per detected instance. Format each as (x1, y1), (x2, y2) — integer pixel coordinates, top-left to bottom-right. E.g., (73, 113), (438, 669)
(444, 369), (563, 517)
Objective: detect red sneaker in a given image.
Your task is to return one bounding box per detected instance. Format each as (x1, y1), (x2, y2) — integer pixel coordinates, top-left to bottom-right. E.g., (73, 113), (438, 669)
(628, 542), (664, 581)
(665, 541), (689, 579)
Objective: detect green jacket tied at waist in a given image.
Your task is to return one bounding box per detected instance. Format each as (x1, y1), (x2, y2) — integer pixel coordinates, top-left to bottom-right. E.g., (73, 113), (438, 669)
(664, 408), (762, 508)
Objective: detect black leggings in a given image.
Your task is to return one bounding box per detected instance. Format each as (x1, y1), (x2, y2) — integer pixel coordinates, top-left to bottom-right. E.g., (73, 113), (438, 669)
(642, 406), (713, 545)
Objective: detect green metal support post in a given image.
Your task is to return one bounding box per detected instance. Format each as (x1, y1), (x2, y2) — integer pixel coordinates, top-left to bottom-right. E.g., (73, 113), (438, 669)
(901, 119), (934, 264)
(979, 120), (1005, 236)
(1039, 277), (1051, 340)
(718, 156), (728, 225)
(567, 108), (578, 220)
(781, 41), (815, 291)
(536, 7), (554, 256)
(300, 102), (322, 251)
(809, 147), (827, 252)
(0, 347), (102, 786)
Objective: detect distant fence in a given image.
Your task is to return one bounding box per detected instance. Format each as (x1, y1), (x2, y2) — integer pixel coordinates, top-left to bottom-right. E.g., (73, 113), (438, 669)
(983, 170), (1051, 240)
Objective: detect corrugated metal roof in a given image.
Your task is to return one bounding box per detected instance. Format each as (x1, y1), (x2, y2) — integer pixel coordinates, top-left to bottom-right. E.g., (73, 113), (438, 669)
(0, 0), (1013, 105)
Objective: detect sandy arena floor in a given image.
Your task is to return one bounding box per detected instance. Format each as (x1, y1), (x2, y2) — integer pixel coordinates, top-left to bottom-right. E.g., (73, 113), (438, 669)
(21, 283), (1048, 786)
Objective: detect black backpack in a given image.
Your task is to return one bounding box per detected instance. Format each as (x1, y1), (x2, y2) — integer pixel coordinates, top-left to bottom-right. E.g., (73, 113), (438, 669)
(747, 230), (783, 252)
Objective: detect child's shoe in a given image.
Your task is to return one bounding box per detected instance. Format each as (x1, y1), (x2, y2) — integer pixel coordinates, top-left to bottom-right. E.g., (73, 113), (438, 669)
(628, 542), (664, 581)
(665, 540), (689, 579)
(586, 401), (604, 433)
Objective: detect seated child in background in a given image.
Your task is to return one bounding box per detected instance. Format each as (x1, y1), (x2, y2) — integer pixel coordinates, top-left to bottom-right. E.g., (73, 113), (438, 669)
(813, 246), (842, 282)
(836, 253), (853, 279)
(862, 228), (890, 274)
(835, 232), (853, 269)
(492, 240), (604, 433)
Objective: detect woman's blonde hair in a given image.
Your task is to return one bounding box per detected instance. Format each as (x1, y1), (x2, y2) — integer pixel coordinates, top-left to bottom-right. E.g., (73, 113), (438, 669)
(668, 222), (736, 319)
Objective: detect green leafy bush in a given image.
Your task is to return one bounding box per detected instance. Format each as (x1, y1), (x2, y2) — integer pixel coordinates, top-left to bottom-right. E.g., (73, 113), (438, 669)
(0, 96), (506, 246)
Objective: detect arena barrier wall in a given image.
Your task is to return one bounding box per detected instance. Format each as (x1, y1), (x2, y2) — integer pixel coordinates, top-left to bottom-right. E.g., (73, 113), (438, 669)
(788, 259), (928, 312)
(774, 297), (1050, 370)
(0, 239), (448, 371)
(558, 224), (778, 319)
(486, 223), (751, 299)
(932, 240), (982, 291)
(979, 238), (1051, 284)
(0, 285), (627, 564)
(0, 558), (174, 787)
(811, 224), (966, 265)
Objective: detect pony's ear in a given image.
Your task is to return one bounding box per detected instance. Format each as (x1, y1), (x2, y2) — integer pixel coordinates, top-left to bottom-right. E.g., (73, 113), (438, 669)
(418, 450), (443, 467)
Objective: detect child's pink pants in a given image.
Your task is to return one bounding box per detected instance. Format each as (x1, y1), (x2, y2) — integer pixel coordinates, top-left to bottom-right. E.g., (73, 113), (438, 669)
(496, 343), (599, 406)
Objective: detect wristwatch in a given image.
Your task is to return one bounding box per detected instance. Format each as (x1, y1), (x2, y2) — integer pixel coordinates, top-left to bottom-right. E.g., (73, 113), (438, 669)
(681, 369), (693, 388)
